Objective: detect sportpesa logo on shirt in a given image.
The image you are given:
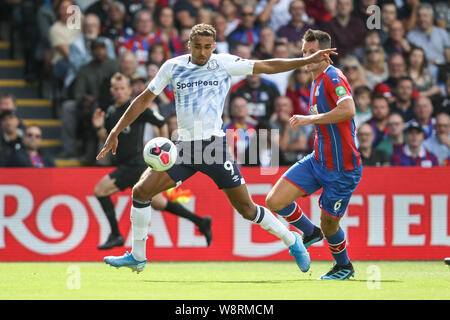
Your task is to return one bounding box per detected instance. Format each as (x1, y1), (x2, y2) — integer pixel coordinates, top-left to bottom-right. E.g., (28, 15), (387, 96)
(176, 80), (220, 90)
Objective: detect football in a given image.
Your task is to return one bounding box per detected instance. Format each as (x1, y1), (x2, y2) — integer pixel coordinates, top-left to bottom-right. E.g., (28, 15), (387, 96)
(143, 137), (177, 171)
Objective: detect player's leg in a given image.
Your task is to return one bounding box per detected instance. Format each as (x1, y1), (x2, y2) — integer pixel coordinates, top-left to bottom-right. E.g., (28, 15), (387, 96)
(266, 156), (324, 248)
(318, 166), (362, 280)
(129, 168), (178, 262)
(93, 172), (123, 250)
(151, 192), (213, 246)
(222, 184), (310, 272)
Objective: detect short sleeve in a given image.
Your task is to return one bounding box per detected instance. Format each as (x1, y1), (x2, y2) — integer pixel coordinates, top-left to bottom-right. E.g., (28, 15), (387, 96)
(219, 54), (255, 77)
(323, 72), (353, 106)
(147, 60), (173, 95)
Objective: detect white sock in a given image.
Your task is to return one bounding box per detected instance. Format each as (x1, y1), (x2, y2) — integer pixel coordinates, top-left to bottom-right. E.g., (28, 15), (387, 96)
(130, 200), (152, 261)
(253, 205), (295, 247)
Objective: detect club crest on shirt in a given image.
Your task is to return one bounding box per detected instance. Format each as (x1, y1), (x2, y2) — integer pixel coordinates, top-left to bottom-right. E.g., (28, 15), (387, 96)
(310, 104), (318, 115)
(207, 59), (219, 70)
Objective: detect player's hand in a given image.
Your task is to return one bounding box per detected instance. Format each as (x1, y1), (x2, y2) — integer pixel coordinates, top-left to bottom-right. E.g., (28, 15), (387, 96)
(96, 132), (118, 160)
(290, 115), (313, 129)
(305, 48), (338, 65)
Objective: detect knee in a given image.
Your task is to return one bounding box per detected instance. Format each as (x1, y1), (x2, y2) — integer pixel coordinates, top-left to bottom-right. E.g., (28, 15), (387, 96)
(93, 183), (105, 198)
(132, 183), (151, 202)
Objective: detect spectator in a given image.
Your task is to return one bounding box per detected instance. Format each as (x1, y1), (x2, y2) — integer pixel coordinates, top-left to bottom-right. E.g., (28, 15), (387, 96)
(85, 0), (113, 31)
(125, 0), (157, 23)
(256, 0), (293, 33)
(304, 0), (335, 24)
(383, 19), (412, 57)
(147, 43), (167, 66)
(230, 43), (252, 85)
(374, 53), (419, 103)
(49, 0), (82, 81)
(173, 0), (216, 29)
(260, 42), (293, 95)
(407, 96), (435, 139)
(389, 76), (416, 122)
(285, 67), (312, 117)
(436, 76), (450, 115)
(406, 46), (442, 99)
(36, 0), (57, 93)
(223, 97), (257, 163)
(119, 9), (155, 65)
(213, 13), (230, 54)
(376, 112), (406, 159)
(423, 112), (450, 166)
(0, 110), (23, 166)
(341, 55), (366, 90)
(366, 94), (390, 148)
(196, 7), (215, 25)
(434, 1), (450, 33)
(406, 3), (450, 66)
(166, 113), (179, 141)
(119, 51), (139, 78)
(230, 72), (280, 122)
(363, 44), (388, 90)
(146, 62), (175, 108)
(276, 0), (315, 57)
(65, 14), (116, 88)
(100, 1), (134, 51)
(391, 121), (439, 167)
(357, 123), (390, 167)
(244, 120), (288, 167)
(0, 93), (17, 112)
(378, 2), (398, 45)
(218, 0), (240, 36)
(319, 0), (366, 60)
(352, 29), (381, 62)
(59, 38), (119, 160)
(353, 85), (372, 129)
(270, 96), (309, 163)
(8, 125), (55, 167)
(153, 6), (184, 58)
(253, 26), (275, 60)
(227, 3), (261, 51)
(398, 0), (420, 33)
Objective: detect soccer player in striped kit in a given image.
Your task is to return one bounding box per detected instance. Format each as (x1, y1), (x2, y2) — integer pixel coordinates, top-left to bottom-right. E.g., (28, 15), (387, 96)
(266, 29), (362, 280)
(96, 24), (337, 273)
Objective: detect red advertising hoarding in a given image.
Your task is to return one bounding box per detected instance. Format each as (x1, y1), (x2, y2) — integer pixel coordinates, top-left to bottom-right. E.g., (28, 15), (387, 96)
(0, 167), (449, 261)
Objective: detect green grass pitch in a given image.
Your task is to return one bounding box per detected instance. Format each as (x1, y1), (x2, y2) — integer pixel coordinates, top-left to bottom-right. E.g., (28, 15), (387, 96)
(0, 261), (449, 300)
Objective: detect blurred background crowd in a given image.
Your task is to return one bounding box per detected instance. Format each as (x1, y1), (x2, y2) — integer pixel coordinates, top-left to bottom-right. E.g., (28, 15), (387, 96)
(0, 0), (448, 168)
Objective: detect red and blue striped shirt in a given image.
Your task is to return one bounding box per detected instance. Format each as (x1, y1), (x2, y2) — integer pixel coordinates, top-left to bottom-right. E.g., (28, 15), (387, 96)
(309, 65), (361, 171)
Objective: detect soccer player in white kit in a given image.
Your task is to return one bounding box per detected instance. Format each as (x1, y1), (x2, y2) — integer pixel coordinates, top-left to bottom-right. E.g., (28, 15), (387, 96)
(97, 24), (337, 273)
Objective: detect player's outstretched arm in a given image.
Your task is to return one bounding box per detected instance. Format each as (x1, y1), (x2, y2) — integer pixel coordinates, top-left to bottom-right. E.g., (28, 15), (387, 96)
(252, 48), (337, 75)
(290, 98), (356, 129)
(96, 89), (157, 160)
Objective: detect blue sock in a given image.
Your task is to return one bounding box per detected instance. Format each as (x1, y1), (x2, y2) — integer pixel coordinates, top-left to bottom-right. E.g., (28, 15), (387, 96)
(326, 227), (350, 266)
(275, 202), (315, 237)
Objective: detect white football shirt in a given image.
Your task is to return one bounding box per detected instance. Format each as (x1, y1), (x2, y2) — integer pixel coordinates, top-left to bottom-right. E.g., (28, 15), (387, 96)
(148, 53), (255, 141)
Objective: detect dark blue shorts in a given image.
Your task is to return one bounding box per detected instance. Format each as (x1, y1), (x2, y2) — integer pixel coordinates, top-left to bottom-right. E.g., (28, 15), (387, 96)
(165, 136), (245, 189)
(283, 152), (362, 218)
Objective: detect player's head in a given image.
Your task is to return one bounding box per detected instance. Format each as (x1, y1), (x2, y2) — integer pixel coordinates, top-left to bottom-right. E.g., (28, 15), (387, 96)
(110, 72), (133, 106)
(188, 24), (216, 66)
(301, 29), (332, 73)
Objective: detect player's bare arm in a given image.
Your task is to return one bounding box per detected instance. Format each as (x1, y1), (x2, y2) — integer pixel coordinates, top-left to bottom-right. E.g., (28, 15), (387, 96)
(96, 89), (157, 160)
(290, 98), (356, 129)
(252, 48), (337, 75)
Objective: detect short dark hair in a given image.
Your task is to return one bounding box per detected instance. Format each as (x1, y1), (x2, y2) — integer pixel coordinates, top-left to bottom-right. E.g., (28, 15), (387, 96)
(302, 29), (331, 49)
(354, 85), (371, 97)
(397, 75), (414, 86)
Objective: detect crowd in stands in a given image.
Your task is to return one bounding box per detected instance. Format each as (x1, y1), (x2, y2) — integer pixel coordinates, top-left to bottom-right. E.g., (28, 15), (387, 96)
(0, 0), (448, 168)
